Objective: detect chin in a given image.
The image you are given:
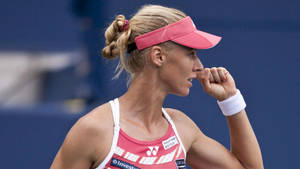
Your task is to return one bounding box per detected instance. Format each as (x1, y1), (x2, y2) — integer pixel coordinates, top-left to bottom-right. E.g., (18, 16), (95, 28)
(173, 88), (190, 97)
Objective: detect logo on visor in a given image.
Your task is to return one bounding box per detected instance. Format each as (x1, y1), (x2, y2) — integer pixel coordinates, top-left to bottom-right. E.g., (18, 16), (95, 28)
(191, 20), (196, 28)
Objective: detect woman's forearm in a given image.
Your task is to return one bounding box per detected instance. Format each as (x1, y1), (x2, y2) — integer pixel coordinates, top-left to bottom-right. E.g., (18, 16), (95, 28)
(226, 110), (264, 169)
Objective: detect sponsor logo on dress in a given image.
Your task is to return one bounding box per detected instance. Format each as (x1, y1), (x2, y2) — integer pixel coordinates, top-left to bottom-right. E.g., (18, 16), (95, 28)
(146, 146), (159, 156)
(110, 158), (140, 169)
(162, 136), (178, 150)
(175, 159), (186, 169)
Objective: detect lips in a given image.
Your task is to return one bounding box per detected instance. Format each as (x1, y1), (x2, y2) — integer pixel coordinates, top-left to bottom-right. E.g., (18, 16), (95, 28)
(187, 79), (193, 87)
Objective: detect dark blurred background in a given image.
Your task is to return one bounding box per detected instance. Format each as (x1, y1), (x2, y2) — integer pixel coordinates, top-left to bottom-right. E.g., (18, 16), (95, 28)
(0, 0), (299, 168)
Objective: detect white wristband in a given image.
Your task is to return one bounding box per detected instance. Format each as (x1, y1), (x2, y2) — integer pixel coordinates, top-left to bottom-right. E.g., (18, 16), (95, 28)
(217, 89), (246, 116)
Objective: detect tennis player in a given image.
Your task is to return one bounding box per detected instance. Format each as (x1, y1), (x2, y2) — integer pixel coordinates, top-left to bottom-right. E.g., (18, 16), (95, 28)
(50, 5), (263, 169)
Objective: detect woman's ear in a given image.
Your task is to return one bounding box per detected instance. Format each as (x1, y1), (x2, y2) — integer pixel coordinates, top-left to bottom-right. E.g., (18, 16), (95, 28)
(149, 46), (166, 67)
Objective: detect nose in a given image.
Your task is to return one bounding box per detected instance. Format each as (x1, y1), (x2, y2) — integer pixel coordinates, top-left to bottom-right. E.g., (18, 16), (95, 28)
(193, 57), (204, 72)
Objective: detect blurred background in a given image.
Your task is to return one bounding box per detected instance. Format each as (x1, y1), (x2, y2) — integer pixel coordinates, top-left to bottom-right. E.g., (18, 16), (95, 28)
(0, 0), (299, 168)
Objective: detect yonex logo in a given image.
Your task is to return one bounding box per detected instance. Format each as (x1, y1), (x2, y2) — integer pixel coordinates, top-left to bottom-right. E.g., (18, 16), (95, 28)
(146, 146), (159, 156)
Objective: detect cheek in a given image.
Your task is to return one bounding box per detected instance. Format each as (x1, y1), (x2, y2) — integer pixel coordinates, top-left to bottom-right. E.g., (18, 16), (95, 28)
(158, 66), (176, 90)
(161, 57), (192, 82)
(174, 59), (193, 78)
(159, 66), (190, 95)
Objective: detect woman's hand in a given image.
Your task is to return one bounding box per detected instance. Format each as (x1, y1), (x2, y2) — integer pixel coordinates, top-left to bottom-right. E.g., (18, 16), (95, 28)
(197, 67), (237, 101)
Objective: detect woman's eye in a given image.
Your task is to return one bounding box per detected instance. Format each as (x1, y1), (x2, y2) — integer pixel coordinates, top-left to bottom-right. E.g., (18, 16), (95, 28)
(189, 53), (196, 58)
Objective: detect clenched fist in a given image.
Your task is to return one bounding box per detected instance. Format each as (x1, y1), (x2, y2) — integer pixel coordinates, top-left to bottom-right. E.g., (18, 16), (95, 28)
(197, 67), (237, 101)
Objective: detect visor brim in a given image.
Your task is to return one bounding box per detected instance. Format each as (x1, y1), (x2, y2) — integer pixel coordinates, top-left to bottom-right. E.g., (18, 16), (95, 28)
(172, 30), (222, 49)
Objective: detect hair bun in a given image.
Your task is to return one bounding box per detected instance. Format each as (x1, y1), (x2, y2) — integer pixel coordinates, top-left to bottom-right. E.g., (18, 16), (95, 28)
(102, 41), (120, 59)
(102, 15), (128, 59)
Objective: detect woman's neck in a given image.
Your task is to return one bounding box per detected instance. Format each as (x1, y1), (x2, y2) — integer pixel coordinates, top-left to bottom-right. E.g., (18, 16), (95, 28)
(118, 71), (167, 128)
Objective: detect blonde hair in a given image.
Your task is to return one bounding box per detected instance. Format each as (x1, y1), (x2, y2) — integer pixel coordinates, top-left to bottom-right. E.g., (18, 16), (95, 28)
(102, 5), (186, 80)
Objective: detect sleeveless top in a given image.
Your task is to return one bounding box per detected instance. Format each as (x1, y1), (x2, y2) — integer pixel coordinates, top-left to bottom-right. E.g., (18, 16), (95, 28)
(95, 98), (186, 169)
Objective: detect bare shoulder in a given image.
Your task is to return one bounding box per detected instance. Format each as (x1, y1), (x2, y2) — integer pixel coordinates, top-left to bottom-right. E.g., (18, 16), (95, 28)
(164, 108), (200, 151)
(164, 108), (198, 131)
(68, 102), (114, 157)
(51, 102), (114, 169)
(77, 102), (114, 136)
(70, 102), (113, 142)
(164, 108), (193, 124)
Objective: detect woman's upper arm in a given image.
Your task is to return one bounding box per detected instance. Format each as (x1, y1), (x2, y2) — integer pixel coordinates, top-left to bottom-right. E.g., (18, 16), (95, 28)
(186, 125), (245, 169)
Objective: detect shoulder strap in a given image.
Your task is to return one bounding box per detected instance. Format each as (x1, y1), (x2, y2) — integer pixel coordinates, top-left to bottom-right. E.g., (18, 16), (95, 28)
(96, 99), (120, 169)
(162, 108), (187, 157)
(111, 98), (120, 127)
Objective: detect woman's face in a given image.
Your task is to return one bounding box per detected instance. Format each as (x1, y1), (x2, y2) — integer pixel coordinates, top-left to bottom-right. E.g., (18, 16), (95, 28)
(160, 44), (204, 96)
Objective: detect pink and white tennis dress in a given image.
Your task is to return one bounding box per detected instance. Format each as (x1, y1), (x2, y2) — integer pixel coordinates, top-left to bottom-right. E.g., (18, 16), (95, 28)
(96, 98), (186, 169)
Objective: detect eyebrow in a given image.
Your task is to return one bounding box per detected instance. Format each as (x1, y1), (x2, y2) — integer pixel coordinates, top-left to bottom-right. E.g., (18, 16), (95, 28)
(187, 48), (196, 53)
(181, 45), (196, 52)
